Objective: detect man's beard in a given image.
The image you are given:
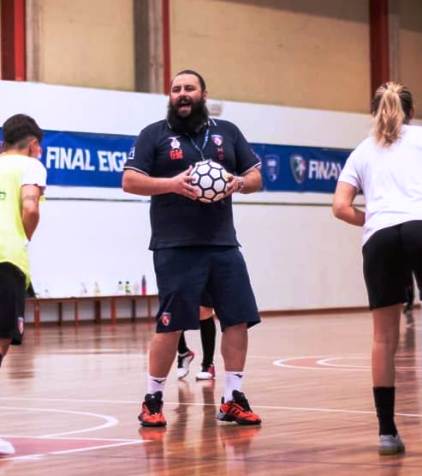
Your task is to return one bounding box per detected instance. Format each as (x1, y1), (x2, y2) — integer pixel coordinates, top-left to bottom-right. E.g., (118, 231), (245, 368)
(167, 97), (209, 134)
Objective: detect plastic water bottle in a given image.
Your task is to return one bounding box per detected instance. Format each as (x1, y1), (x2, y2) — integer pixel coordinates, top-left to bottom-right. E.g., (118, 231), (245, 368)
(94, 282), (101, 296)
(117, 281), (124, 295)
(133, 282), (140, 295)
(124, 281), (131, 295)
(80, 282), (88, 296)
(141, 275), (147, 295)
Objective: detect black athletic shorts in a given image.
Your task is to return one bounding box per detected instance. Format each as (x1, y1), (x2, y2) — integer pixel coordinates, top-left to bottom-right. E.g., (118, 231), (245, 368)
(362, 220), (422, 309)
(153, 246), (260, 332)
(0, 262), (25, 345)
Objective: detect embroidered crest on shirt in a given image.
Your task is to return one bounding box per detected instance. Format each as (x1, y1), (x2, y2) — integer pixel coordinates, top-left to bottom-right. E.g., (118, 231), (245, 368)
(211, 135), (224, 161)
(168, 136), (184, 160)
(211, 135), (223, 146)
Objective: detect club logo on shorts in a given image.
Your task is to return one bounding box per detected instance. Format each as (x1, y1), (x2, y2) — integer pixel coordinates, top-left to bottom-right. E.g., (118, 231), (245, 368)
(290, 154), (307, 184)
(211, 135), (223, 147)
(160, 312), (171, 327)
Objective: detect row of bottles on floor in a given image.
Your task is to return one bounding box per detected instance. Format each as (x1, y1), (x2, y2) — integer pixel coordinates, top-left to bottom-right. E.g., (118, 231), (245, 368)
(79, 275), (147, 296)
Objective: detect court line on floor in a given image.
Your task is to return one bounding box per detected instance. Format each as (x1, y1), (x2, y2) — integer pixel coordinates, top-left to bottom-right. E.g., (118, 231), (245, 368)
(1, 397), (421, 419)
(0, 406), (118, 437)
(317, 355), (418, 370)
(0, 435), (143, 442)
(273, 354), (422, 372)
(0, 439), (144, 462)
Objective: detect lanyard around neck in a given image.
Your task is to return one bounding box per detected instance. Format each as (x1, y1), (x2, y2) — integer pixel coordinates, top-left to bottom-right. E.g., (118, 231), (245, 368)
(188, 127), (210, 161)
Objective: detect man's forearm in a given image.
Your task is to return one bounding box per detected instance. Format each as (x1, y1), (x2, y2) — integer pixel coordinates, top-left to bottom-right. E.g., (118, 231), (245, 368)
(123, 171), (174, 196)
(239, 168), (262, 194)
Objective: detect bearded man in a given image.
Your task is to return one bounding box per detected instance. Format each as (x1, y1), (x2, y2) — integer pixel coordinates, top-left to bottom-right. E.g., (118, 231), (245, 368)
(122, 70), (262, 428)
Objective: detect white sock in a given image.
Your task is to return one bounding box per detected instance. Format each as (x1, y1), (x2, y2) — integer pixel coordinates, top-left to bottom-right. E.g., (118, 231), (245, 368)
(224, 371), (244, 402)
(147, 374), (167, 395)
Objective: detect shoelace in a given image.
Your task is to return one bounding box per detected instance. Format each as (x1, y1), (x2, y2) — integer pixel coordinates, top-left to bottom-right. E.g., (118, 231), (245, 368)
(145, 397), (162, 415)
(232, 393), (252, 413)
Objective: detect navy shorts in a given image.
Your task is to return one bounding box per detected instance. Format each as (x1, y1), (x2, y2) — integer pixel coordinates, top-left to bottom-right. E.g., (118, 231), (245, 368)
(153, 246), (260, 332)
(362, 220), (422, 309)
(0, 262), (25, 345)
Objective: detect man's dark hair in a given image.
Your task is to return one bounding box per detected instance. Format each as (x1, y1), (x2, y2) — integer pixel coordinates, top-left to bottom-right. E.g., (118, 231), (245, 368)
(173, 69), (207, 91)
(2, 114), (43, 147)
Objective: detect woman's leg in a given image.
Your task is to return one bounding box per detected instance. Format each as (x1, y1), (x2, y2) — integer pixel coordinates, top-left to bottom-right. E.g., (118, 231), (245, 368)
(372, 304), (401, 436)
(176, 331), (195, 380)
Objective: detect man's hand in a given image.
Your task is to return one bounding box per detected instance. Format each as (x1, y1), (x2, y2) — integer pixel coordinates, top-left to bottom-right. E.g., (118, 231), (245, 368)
(224, 174), (244, 197)
(170, 167), (198, 200)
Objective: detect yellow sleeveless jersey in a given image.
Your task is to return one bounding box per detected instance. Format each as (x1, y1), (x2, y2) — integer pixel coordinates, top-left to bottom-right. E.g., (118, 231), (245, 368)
(0, 154), (46, 286)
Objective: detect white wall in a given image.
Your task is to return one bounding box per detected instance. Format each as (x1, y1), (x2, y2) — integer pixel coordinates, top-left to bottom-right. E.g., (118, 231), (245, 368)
(0, 81), (380, 315)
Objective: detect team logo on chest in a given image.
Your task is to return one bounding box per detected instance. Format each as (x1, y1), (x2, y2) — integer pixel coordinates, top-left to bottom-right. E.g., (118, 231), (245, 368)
(211, 135), (224, 161)
(168, 136), (184, 160)
(211, 135), (223, 147)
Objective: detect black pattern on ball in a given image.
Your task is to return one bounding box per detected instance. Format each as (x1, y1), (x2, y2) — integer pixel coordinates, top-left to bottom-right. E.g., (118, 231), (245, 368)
(190, 160), (229, 203)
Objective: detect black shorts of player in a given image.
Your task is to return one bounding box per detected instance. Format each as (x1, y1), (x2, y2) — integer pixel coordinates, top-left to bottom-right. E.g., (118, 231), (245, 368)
(0, 262), (26, 345)
(153, 246), (260, 333)
(362, 220), (422, 310)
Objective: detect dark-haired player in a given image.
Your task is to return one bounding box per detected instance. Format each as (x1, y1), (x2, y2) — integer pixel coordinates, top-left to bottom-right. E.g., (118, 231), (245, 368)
(0, 114), (46, 455)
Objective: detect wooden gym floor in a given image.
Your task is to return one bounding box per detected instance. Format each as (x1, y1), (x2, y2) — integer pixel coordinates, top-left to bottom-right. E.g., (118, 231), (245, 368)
(1, 311), (422, 475)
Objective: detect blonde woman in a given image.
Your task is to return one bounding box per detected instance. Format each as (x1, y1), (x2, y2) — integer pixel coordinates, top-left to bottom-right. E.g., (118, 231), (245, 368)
(333, 82), (421, 455)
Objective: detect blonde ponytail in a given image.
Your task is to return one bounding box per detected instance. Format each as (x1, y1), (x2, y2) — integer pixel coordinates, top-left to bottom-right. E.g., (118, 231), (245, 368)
(372, 82), (413, 147)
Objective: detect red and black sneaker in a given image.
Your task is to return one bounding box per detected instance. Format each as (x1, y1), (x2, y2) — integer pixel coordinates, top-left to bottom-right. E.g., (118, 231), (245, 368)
(216, 390), (262, 425)
(138, 391), (167, 427)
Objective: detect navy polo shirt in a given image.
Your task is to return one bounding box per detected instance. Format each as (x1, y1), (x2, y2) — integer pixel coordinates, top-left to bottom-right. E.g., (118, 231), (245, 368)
(124, 119), (260, 250)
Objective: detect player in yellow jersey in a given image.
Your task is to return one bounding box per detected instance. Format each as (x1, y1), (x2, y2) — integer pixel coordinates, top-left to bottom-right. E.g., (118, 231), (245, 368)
(0, 114), (46, 456)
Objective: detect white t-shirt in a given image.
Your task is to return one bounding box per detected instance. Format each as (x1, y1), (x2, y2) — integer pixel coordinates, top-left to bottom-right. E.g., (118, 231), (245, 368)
(339, 125), (422, 245)
(20, 156), (47, 188)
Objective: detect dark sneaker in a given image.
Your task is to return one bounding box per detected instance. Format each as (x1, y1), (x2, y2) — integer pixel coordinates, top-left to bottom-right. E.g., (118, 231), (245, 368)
(138, 391), (166, 427)
(177, 350), (195, 380)
(379, 434), (405, 455)
(196, 363), (216, 380)
(216, 390), (261, 425)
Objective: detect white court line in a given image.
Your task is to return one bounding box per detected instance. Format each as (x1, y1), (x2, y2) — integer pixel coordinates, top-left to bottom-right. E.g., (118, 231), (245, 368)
(317, 356), (370, 369)
(273, 354), (368, 371)
(0, 406), (118, 438)
(0, 439), (144, 462)
(0, 435), (144, 442)
(317, 356), (421, 371)
(273, 354), (422, 372)
(1, 397), (422, 419)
